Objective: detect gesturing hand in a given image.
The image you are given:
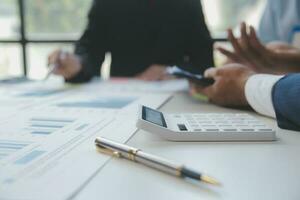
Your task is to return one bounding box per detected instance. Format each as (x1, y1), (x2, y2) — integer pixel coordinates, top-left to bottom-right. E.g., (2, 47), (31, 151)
(217, 22), (300, 74)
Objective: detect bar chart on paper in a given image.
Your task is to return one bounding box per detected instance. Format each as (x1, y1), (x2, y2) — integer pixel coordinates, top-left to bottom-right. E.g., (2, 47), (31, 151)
(18, 89), (66, 97)
(28, 117), (75, 135)
(0, 140), (30, 160)
(56, 96), (137, 109)
(0, 79), (174, 200)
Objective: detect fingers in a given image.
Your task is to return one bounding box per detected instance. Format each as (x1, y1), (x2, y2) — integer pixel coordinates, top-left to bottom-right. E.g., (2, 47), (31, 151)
(239, 24), (268, 70)
(227, 28), (244, 56)
(222, 26), (252, 67)
(190, 67), (219, 95)
(250, 26), (300, 70)
(48, 49), (63, 67)
(222, 23), (275, 72)
(238, 22), (264, 69)
(49, 50), (65, 75)
(248, 26), (277, 71)
(189, 81), (212, 97)
(240, 22), (251, 49)
(249, 26), (268, 54)
(204, 67), (218, 78)
(216, 24), (252, 66)
(48, 51), (82, 79)
(216, 47), (241, 62)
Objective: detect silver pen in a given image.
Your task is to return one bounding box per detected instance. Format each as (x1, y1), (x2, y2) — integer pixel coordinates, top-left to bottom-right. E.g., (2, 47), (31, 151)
(44, 51), (66, 81)
(95, 137), (220, 185)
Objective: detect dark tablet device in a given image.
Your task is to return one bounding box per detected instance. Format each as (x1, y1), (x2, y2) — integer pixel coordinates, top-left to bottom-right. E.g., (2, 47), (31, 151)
(166, 66), (214, 87)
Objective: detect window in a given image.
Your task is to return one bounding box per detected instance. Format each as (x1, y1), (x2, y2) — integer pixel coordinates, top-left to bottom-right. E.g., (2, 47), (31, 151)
(0, 0), (22, 78)
(24, 0), (92, 79)
(202, 0), (266, 38)
(0, 0), (20, 39)
(0, 0), (92, 80)
(0, 0), (266, 79)
(25, 0), (92, 40)
(0, 44), (23, 78)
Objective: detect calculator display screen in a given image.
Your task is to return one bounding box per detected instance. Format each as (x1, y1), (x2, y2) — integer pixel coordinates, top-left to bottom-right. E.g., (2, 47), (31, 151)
(142, 106), (167, 128)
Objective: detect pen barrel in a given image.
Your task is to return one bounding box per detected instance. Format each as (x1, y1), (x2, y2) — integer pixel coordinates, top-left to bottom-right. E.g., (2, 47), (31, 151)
(134, 151), (181, 177)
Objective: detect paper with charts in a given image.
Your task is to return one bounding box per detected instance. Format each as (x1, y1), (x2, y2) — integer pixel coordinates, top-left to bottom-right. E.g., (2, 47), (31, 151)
(0, 79), (187, 200)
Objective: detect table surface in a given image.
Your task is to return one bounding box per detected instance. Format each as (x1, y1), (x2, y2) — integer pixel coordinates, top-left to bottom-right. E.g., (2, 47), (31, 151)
(73, 92), (300, 200)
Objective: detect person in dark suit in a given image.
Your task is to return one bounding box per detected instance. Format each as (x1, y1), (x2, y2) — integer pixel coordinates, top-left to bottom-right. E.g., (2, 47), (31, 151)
(48, 0), (213, 83)
(190, 24), (300, 131)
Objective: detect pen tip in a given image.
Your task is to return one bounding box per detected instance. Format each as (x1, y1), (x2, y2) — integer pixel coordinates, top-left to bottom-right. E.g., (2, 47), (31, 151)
(201, 175), (221, 186)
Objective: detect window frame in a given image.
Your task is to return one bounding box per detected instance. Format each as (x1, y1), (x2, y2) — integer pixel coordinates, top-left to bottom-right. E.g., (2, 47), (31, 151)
(0, 0), (226, 77)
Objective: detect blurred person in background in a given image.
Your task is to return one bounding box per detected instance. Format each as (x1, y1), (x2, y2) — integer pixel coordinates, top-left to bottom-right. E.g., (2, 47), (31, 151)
(48, 0), (213, 83)
(258, 0), (300, 44)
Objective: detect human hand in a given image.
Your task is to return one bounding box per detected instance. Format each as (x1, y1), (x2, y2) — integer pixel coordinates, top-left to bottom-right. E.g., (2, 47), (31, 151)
(48, 49), (82, 79)
(217, 22), (300, 74)
(136, 64), (172, 81)
(190, 64), (256, 107)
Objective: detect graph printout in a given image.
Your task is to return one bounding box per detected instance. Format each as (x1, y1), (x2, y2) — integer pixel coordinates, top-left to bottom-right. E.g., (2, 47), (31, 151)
(0, 80), (173, 200)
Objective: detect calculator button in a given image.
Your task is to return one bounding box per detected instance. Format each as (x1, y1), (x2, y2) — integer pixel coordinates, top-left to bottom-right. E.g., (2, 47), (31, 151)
(253, 125), (267, 127)
(241, 129), (255, 132)
(173, 115), (181, 118)
(177, 124), (188, 131)
(202, 125), (216, 127)
(232, 121), (245, 124)
(198, 121), (212, 124)
(258, 129), (273, 132)
(216, 121), (228, 124)
(223, 129), (237, 132)
(205, 129), (219, 131)
(185, 115), (193, 119)
(218, 125), (232, 127)
(248, 120), (260, 124)
(193, 129), (202, 132)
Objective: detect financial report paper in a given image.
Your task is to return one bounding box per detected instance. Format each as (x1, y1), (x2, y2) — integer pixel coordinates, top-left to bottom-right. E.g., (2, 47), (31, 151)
(0, 79), (186, 200)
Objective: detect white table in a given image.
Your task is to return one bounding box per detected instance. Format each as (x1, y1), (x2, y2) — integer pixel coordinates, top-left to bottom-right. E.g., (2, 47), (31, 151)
(74, 93), (300, 200)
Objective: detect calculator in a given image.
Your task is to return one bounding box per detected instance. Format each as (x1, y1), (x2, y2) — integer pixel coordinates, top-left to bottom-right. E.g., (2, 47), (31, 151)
(136, 105), (276, 141)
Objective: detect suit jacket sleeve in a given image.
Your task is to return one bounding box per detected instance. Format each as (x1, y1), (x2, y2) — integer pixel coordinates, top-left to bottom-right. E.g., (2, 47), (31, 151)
(184, 0), (214, 73)
(66, 0), (107, 83)
(272, 74), (300, 131)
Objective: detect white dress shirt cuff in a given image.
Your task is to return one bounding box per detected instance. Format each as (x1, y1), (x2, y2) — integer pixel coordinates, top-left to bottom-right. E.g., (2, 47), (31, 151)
(245, 74), (284, 118)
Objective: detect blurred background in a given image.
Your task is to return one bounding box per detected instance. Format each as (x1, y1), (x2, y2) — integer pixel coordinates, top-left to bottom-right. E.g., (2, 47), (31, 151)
(0, 0), (266, 80)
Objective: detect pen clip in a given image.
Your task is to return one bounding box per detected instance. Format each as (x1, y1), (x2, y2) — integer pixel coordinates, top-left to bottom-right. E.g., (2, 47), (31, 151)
(95, 143), (121, 158)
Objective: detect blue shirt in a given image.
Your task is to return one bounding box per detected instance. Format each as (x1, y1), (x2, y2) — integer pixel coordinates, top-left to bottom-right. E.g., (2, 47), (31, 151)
(258, 0), (300, 44)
